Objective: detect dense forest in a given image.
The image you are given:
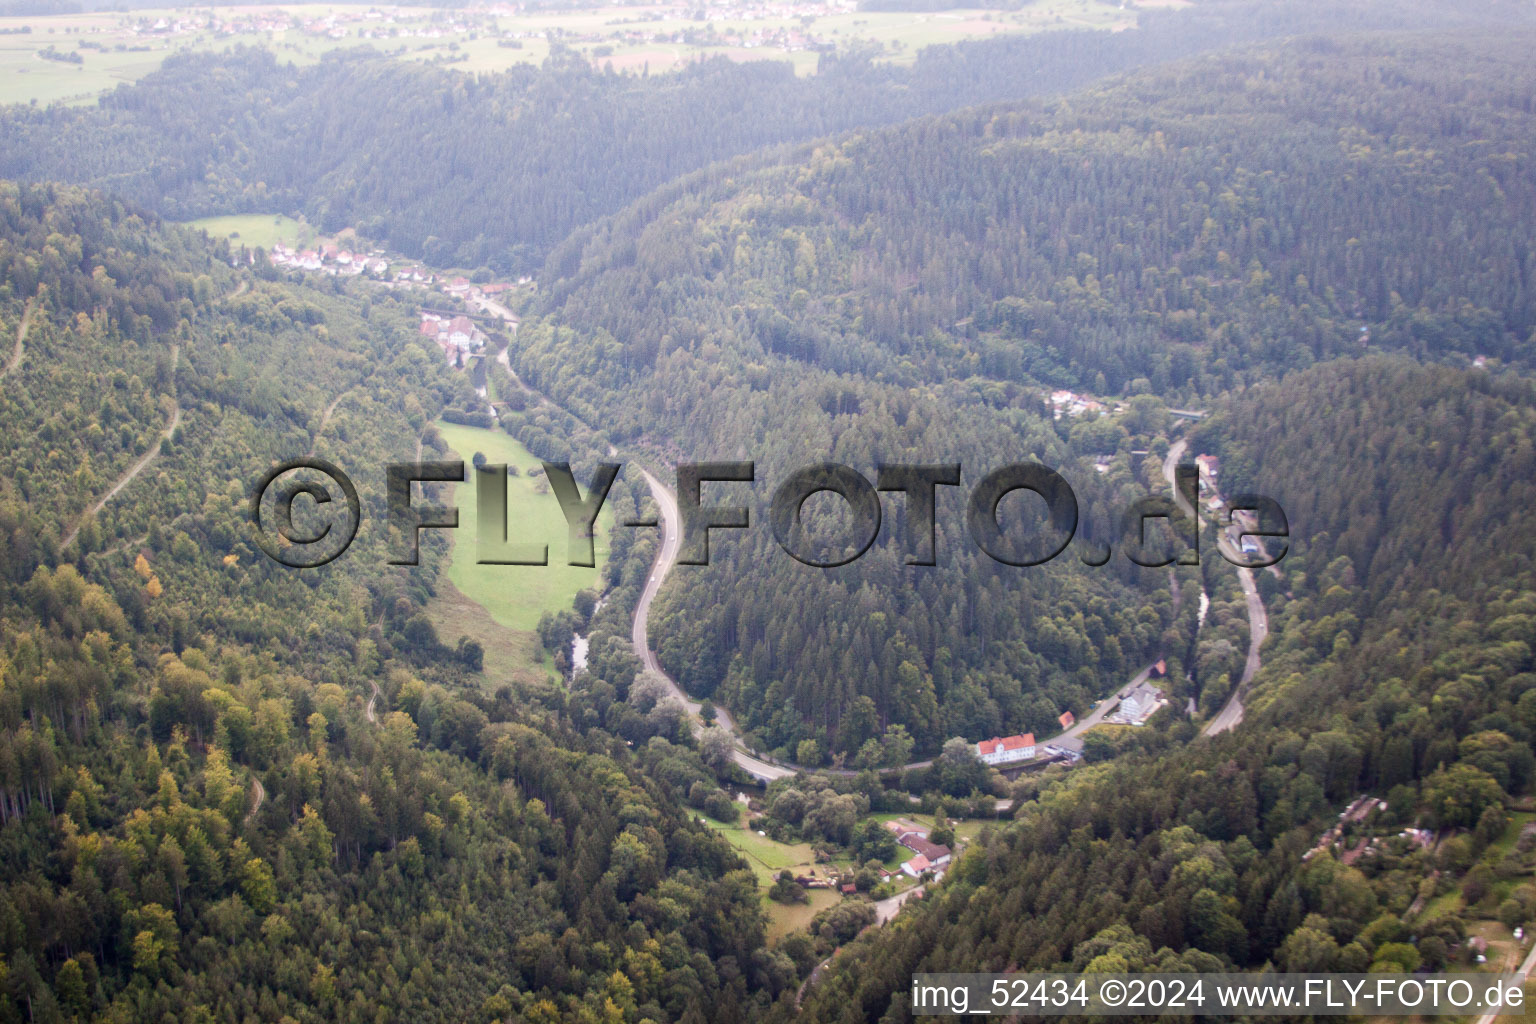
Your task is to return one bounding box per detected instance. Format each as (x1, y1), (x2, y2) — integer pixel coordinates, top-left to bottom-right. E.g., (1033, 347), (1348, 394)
(3, 5), (1536, 1021)
(0, 184), (788, 1022)
(793, 357), (1536, 1020)
(1, 0), (1530, 272)
(507, 31), (1536, 760)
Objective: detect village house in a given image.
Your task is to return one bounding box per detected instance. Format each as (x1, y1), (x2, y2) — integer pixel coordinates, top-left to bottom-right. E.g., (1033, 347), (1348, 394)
(1114, 681), (1165, 726)
(1047, 389), (1106, 419)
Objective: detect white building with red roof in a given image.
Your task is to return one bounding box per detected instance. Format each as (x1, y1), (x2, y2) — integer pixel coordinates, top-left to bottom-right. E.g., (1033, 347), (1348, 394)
(977, 733), (1035, 765)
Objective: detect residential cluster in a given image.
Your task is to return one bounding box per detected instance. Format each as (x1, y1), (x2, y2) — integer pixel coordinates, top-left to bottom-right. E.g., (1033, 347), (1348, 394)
(126, 0), (858, 53)
(419, 312), (488, 365)
(264, 245), (524, 355)
(269, 242), (389, 278)
(1196, 452), (1265, 558)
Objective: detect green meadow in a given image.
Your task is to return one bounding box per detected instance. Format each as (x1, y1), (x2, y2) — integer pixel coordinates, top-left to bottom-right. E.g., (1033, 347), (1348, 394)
(432, 420), (608, 634)
(184, 213), (317, 250)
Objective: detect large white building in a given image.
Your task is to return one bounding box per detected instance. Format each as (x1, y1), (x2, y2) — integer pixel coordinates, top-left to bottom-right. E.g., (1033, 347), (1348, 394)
(977, 733), (1035, 765)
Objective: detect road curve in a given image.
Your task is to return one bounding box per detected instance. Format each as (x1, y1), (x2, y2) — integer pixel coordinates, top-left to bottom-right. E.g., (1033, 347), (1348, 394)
(1205, 546), (1266, 736)
(366, 680), (381, 724)
(500, 343), (1169, 779)
(632, 467), (796, 782)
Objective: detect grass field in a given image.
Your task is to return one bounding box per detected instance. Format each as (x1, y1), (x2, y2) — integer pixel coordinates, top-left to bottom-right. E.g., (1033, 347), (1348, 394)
(705, 818), (820, 885)
(423, 572), (559, 694)
(706, 810), (986, 941)
(432, 420), (608, 634)
(0, 0), (1153, 106)
(766, 889), (839, 943)
(184, 213), (317, 250)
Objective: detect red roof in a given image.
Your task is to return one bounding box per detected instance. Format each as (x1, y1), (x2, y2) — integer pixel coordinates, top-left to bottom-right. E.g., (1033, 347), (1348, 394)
(978, 733), (1034, 755)
(906, 853), (931, 872)
(1058, 711), (1075, 729)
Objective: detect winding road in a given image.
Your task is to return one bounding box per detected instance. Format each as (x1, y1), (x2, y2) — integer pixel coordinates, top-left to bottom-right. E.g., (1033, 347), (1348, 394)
(629, 466), (1168, 774)
(632, 467), (796, 782)
(366, 680), (381, 724)
(60, 344), (181, 551)
(495, 342), (1185, 781)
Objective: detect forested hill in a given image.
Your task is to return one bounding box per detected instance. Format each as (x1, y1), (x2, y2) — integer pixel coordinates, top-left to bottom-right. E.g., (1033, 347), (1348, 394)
(0, 184), (781, 1022)
(791, 357), (1536, 1020)
(504, 31), (1536, 763)
(537, 31), (1536, 396)
(0, 0), (1529, 273)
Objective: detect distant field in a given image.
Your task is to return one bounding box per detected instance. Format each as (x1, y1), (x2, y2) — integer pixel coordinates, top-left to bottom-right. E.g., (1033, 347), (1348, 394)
(432, 420), (608, 634)
(184, 213), (316, 250)
(0, 0), (1152, 106)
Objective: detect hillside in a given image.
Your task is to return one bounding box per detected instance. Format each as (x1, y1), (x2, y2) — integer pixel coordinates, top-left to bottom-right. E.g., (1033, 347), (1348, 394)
(3, 14), (1536, 1023)
(0, 184), (779, 1023)
(511, 31), (1536, 763)
(0, 0), (1528, 271)
(793, 357), (1536, 1020)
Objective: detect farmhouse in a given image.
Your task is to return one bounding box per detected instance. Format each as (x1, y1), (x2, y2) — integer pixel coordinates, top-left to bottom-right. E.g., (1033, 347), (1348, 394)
(897, 833), (951, 867)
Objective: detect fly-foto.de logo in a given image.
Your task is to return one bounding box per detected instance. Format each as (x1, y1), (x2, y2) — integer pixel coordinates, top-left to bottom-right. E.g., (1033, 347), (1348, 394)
(248, 459), (1287, 571)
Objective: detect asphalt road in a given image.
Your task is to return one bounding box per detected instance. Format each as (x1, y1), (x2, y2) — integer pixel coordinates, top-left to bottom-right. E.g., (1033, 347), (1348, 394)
(1160, 439), (1268, 736)
(1050, 662), (1159, 753)
(1476, 939), (1536, 1024)
(631, 467), (796, 782)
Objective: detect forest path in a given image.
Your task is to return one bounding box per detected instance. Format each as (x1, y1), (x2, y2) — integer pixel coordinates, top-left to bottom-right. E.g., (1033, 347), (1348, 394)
(60, 344), (181, 551)
(307, 387), (356, 457)
(1, 296), (34, 382)
(366, 679), (381, 724)
(245, 776), (265, 824)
